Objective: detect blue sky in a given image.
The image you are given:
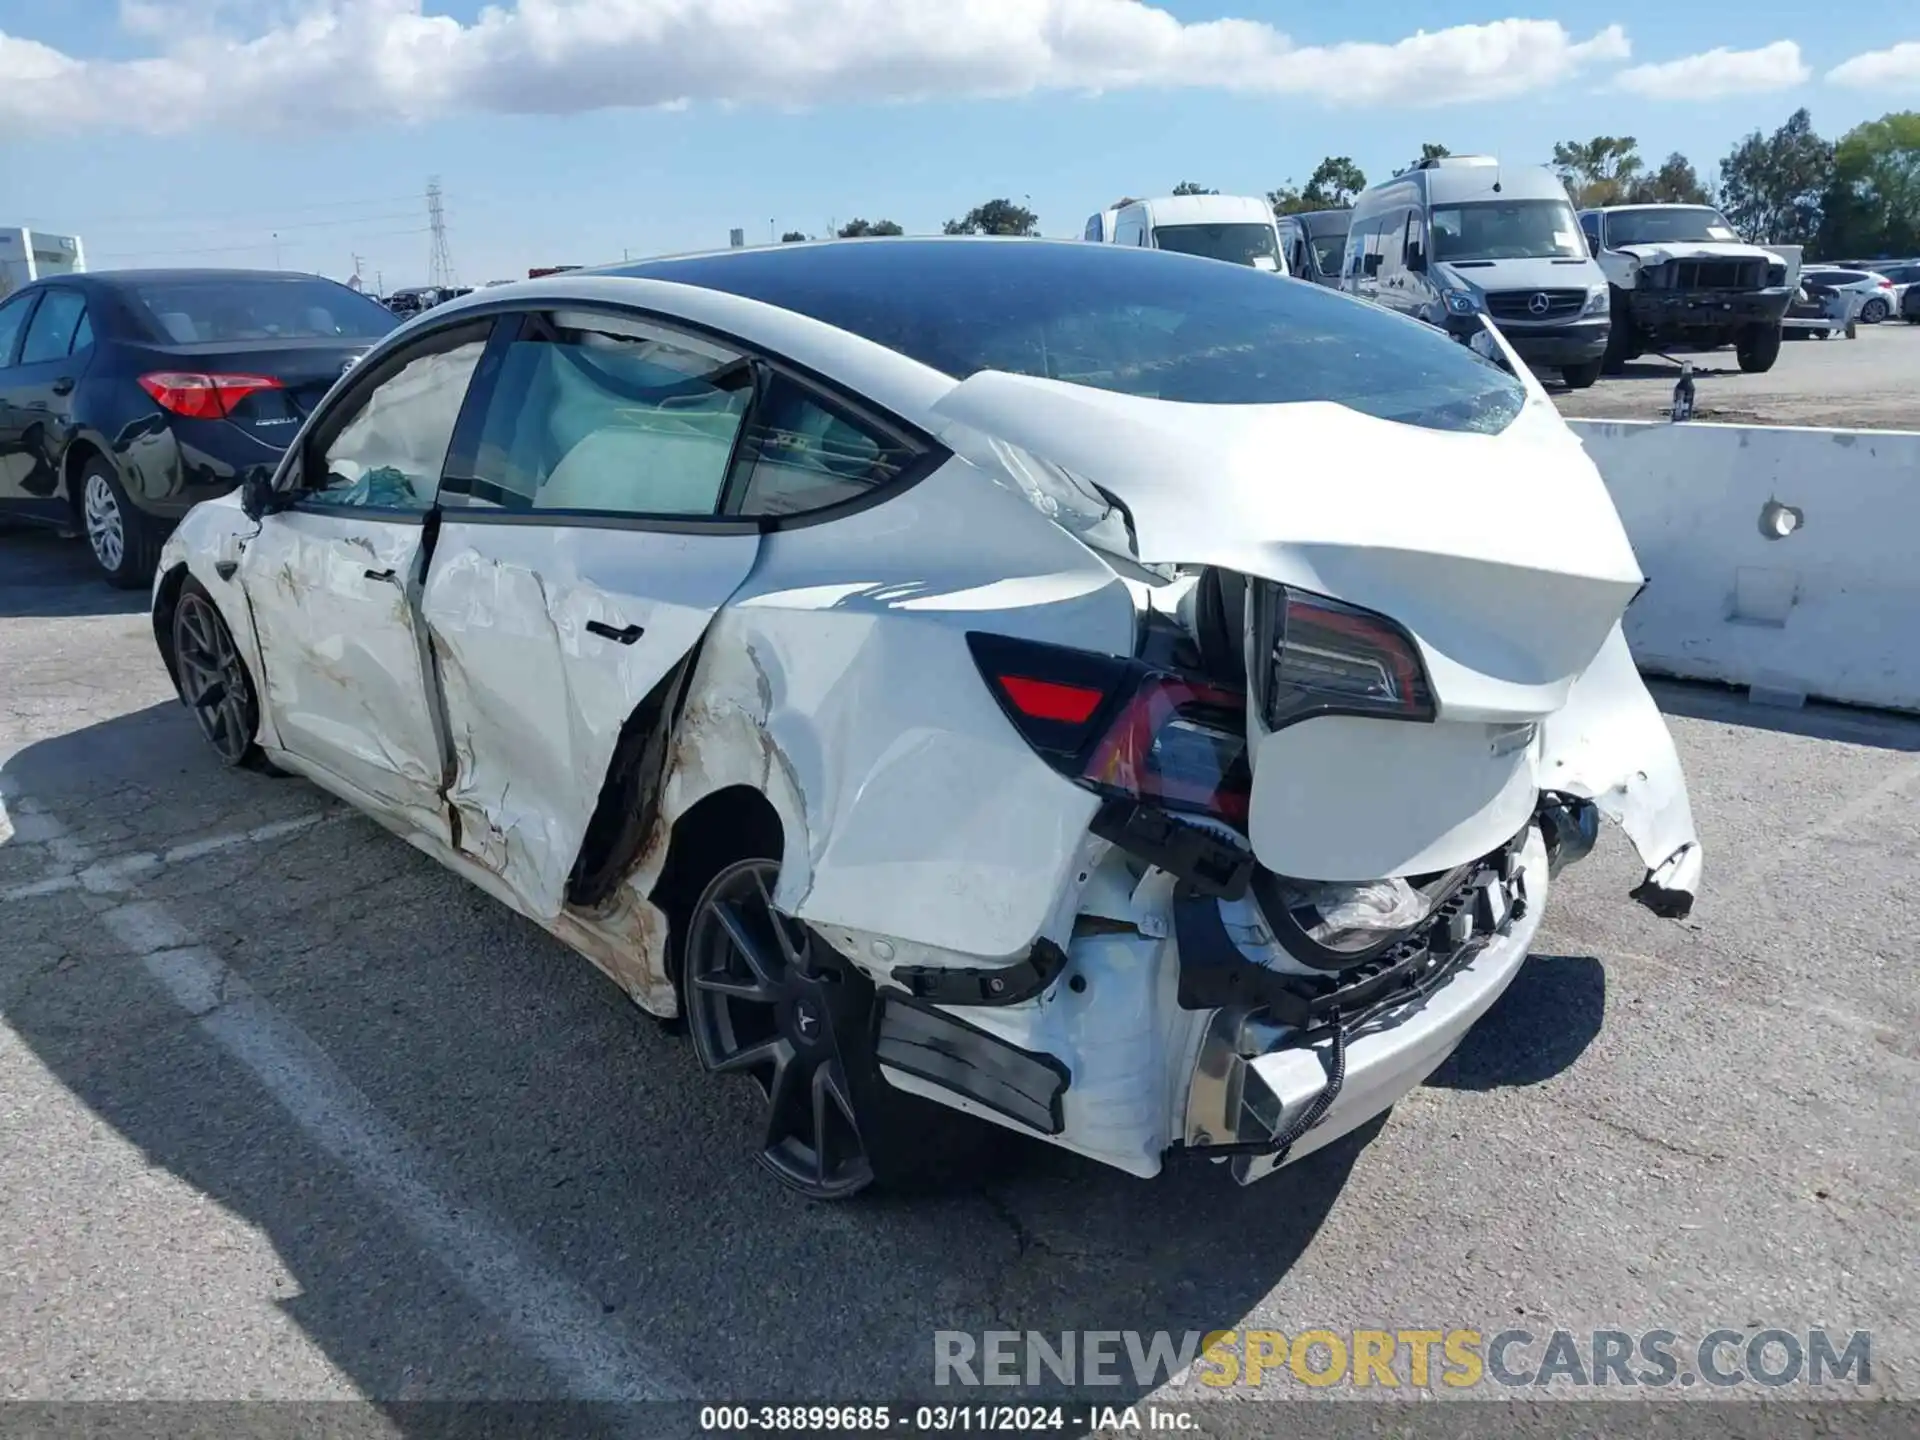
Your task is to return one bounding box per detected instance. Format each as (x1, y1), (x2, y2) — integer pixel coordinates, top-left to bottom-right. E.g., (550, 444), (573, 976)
(1, 1), (1914, 290)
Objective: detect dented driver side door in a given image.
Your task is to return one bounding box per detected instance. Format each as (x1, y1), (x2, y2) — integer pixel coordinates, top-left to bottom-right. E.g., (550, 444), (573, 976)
(240, 320), (493, 842)
(417, 308), (764, 919)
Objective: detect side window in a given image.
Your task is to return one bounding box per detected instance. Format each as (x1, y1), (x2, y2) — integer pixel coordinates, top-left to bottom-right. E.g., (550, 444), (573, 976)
(1115, 216), (1143, 246)
(309, 331), (487, 511)
(1084, 215), (1103, 241)
(0, 292), (34, 367)
(465, 313), (751, 516)
(19, 289), (85, 365)
(69, 310), (93, 355)
(732, 373), (921, 519)
(1580, 213), (1603, 253)
(1403, 211), (1426, 270)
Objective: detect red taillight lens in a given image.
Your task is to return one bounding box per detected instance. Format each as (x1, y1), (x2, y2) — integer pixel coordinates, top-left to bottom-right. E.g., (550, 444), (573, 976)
(139, 372), (283, 420)
(1879, 278), (1894, 288)
(967, 631), (1251, 828)
(1251, 583), (1434, 731)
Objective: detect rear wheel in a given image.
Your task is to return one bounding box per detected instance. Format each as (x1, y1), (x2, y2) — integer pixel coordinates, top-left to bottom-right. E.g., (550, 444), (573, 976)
(683, 855), (998, 1199)
(1860, 296), (1889, 325)
(1736, 323), (1783, 374)
(1560, 358), (1603, 390)
(79, 456), (164, 588)
(172, 580), (269, 769)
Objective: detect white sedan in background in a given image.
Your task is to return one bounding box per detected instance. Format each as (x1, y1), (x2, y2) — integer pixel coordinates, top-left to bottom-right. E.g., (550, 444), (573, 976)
(152, 238), (1701, 1199)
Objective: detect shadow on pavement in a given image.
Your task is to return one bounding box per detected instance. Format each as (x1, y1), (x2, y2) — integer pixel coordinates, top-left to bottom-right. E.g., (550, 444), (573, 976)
(0, 527), (149, 618)
(1426, 954), (1605, 1091)
(1650, 678), (1920, 753)
(0, 703), (1494, 1430)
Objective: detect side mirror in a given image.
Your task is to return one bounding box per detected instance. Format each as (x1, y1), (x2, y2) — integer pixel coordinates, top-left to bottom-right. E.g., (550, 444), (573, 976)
(1406, 247), (1427, 274)
(240, 467), (286, 521)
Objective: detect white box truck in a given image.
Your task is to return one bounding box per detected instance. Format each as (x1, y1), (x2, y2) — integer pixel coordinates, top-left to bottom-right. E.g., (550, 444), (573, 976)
(0, 227), (87, 298)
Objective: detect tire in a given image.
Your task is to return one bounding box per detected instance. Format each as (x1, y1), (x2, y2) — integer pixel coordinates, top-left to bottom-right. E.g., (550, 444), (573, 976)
(1736, 323), (1783, 374)
(1560, 358), (1603, 390)
(682, 854), (1004, 1200)
(1600, 296), (1633, 375)
(171, 578), (271, 770)
(77, 455), (164, 588)
(1860, 297), (1889, 325)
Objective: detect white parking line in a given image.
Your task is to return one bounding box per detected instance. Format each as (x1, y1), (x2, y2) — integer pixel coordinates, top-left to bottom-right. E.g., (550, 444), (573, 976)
(0, 810), (347, 904)
(0, 788), (693, 1403)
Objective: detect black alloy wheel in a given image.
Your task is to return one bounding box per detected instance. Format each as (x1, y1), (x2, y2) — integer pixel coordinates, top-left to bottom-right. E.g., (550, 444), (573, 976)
(684, 857), (878, 1199)
(172, 582), (264, 768)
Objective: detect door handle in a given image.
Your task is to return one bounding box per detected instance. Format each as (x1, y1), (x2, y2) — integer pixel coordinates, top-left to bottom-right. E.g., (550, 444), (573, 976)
(364, 567), (396, 582)
(585, 620), (644, 645)
(51, 377), (74, 396)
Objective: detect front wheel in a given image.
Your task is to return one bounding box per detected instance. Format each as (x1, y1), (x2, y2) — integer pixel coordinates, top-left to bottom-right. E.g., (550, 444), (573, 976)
(1736, 323), (1783, 374)
(78, 456), (164, 589)
(172, 579), (269, 769)
(1560, 358), (1603, 390)
(1860, 297), (1889, 325)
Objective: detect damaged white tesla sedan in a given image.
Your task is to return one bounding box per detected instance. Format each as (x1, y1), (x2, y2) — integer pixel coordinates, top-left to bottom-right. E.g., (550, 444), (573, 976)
(151, 238), (1700, 1199)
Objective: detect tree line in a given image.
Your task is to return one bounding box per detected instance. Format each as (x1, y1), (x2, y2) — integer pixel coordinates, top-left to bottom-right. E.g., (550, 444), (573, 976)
(780, 105), (1915, 259)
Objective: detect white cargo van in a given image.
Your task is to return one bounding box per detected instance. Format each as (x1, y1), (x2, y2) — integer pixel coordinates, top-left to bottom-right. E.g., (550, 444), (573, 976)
(1093, 195), (1288, 273)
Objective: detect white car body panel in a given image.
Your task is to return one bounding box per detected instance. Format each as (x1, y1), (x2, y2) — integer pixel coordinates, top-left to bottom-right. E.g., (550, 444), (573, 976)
(924, 370), (1686, 882)
(237, 507), (451, 843)
(419, 521), (763, 918)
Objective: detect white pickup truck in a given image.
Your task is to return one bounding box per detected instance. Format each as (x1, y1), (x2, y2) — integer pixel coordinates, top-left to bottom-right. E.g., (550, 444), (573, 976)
(1577, 204), (1799, 374)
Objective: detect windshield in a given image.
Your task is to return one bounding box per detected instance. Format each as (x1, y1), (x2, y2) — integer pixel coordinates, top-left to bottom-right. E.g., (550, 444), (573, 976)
(129, 277), (397, 343)
(619, 239), (1527, 436)
(1152, 223), (1281, 268)
(1604, 207), (1742, 248)
(1311, 235), (1347, 275)
(1430, 200), (1585, 263)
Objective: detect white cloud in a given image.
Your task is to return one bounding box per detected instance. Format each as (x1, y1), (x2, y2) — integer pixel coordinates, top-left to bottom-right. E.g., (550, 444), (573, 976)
(1826, 40), (1920, 90)
(1613, 40), (1808, 100)
(0, 2), (1634, 137)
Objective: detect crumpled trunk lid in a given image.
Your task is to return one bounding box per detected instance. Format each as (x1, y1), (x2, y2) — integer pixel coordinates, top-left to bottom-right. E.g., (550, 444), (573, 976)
(927, 371), (1699, 907)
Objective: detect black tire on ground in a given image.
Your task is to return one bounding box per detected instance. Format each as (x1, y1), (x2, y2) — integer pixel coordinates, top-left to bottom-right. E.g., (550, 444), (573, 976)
(171, 577), (273, 771)
(1600, 295), (1634, 375)
(1560, 358), (1604, 389)
(76, 454), (165, 588)
(1736, 323), (1783, 374)
(682, 853), (1007, 1200)
(1860, 297), (1889, 325)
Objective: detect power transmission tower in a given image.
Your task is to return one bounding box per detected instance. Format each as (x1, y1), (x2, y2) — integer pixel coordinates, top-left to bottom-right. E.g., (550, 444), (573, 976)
(426, 178), (457, 288)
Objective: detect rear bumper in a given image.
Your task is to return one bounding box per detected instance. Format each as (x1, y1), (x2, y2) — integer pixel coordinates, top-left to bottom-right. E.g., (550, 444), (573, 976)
(1182, 824), (1547, 1183)
(1627, 286), (1793, 334)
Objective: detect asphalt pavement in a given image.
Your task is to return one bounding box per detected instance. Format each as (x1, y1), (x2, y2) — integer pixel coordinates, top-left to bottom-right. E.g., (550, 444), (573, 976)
(2, 528), (1916, 1425)
(1552, 316), (1920, 430)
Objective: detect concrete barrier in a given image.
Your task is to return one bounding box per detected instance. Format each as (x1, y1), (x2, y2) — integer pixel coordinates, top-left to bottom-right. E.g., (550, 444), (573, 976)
(1570, 418), (1920, 713)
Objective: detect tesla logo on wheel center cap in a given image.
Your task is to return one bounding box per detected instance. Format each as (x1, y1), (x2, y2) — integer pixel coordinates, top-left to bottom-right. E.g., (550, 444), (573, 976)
(1528, 293), (1551, 315)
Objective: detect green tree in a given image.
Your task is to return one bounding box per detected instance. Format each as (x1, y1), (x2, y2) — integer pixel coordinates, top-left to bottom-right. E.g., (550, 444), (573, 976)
(836, 218), (904, 237)
(1718, 107), (1832, 244)
(1552, 136), (1645, 207)
(1302, 156), (1365, 207)
(1624, 152), (1713, 206)
(1171, 181), (1218, 195)
(942, 199), (1039, 236)
(780, 230), (809, 243)
(1821, 111), (1920, 258)
(1420, 142), (1452, 163)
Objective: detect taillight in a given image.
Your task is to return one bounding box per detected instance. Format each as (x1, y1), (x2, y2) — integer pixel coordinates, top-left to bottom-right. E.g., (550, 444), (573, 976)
(1879, 278), (1894, 289)
(1250, 583), (1434, 731)
(139, 372), (283, 420)
(966, 632), (1251, 827)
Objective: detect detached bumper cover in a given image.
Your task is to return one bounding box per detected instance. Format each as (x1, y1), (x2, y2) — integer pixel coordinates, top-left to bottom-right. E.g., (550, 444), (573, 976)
(1501, 319), (1610, 366)
(1183, 825), (1548, 1183)
(1627, 286), (1793, 330)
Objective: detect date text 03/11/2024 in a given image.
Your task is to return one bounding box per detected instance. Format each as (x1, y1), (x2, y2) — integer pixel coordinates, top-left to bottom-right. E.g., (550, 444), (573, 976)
(698, 1404), (1198, 1433)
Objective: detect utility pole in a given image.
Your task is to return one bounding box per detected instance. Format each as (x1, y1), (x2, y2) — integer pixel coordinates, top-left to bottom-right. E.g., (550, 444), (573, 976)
(427, 177), (458, 289)
(349, 252), (366, 291)
(271, 232), (281, 268)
